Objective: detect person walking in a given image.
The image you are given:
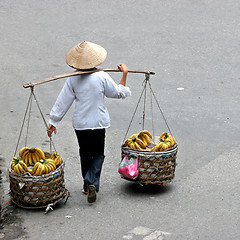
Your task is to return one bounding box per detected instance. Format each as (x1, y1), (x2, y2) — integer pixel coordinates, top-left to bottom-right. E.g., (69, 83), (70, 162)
(47, 41), (131, 203)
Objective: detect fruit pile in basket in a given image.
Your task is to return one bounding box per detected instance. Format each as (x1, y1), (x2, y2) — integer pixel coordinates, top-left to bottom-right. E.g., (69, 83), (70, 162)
(124, 130), (175, 152)
(150, 132), (175, 152)
(11, 147), (63, 176)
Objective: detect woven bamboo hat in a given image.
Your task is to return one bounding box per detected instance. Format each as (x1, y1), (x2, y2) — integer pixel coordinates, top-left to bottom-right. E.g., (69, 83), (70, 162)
(65, 41), (107, 69)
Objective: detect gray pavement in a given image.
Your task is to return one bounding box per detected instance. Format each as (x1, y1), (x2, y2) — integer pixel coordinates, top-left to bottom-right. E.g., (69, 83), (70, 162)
(0, 0), (240, 239)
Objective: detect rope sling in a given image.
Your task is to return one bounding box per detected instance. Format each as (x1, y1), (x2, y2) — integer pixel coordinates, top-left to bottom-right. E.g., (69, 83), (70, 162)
(123, 72), (173, 144)
(14, 86), (56, 160)
(120, 73), (178, 186)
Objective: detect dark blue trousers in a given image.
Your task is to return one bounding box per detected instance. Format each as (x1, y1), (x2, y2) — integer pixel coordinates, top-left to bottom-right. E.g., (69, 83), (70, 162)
(75, 129), (105, 192)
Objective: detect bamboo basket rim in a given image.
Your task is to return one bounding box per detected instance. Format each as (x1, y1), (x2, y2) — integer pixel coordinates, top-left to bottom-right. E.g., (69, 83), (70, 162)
(121, 143), (178, 156)
(8, 160), (65, 181)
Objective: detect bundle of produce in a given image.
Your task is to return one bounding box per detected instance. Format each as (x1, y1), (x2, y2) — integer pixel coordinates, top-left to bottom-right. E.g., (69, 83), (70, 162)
(31, 159), (56, 176)
(150, 132), (175, 152)
(50, 152), (63, 167)
(11, 157), (29, 174)
(19, 147), (45, 165)
(124, 130), (152, 151)
(124, 130), (175, 152)
(11, 147), (63, 176)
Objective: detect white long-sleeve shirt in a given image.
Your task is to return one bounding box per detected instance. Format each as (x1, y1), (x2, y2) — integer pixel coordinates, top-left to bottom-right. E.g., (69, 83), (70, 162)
(49, 71), (131, 130)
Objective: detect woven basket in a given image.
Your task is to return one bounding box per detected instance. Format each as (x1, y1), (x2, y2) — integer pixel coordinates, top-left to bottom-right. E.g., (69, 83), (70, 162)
(8, 154), (66, 209)
(121, 143), (178, 184)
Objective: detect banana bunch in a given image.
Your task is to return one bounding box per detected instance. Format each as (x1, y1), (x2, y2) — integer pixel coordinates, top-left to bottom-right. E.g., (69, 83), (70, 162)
(11, 157), (29, 174)
(19, 147), (45, 165)
(31, 159), (57, 176)
(138, 130), (152, 146)
(151, 132), (175, 152)
(124, 130), (152, 151)
(50, 152), (63, 167)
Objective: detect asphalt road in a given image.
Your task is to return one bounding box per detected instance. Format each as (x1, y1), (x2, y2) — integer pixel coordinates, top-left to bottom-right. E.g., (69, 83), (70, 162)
(0, 0), (240, 239)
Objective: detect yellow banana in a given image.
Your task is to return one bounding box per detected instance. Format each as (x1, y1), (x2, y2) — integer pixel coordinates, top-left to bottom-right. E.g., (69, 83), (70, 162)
(46, 164), (54, 172)
(47, 162), (56, 171)
(34, 164), (43, 176)
(130, 134), (138, 140)
(169, 135), (175, 147)
(161, 143), (168, 151)
(50, 163), (57, 172)
(31, 152), (36, 164)
(124, 139), (131, 147)
(34, 150), (42, 162)
(58, 156), (63, 166)
(36, 147), (45, 160)
(143, 133), (151, 144)
(49, 164), (55, 173)
(32, 166), (39, 176)
(11, 157), (18, 170)
(22, 151), (29, 165)
(46, 159), (56, 164)
(136, 138), (146, 149)
(19, 147), (29, 158)
(139, 135), (148, 146)
(142, 130), (153, 139)
(54, 156), (62, 167)
(28, 153), (33, 165)
(18, 164), (24, 174)
(13, 164), (20, 174)
(16, 163), (24, 174)
(11, 162), (15, 170)
(150, 146), (157, 152)
(23, 152), (29, 165)
(50, 152), (60, 160)
(129, 142), (136, 149)
(18, 161), (29, 172)
(48, 164), (54, 172)
(43, 165), (48, 174)
(151, 145), (159, 152)
(135, 142), (144, 151)
(160, 132), (169, 141)
(151, 142), (163, 152)
(37, 164), (44, 176)
(31, 162), (40, 176)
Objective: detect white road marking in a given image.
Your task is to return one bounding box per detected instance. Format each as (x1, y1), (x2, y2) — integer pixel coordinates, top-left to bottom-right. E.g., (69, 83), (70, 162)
(122, 226), (172, 240)
(130, 226), (152, 236)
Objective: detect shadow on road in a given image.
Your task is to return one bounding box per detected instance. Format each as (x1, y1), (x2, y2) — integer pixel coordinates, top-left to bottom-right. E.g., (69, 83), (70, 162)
(119, 181), (175, 196)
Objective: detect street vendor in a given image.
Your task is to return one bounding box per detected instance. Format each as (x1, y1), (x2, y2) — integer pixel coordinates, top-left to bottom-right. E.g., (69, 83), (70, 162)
(47, 41), (131, 203)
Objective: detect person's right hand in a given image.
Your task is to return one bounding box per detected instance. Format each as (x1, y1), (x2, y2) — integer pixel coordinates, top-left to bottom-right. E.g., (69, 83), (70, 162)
(117, 64), (128, 74)
(48, 124), (56, 137)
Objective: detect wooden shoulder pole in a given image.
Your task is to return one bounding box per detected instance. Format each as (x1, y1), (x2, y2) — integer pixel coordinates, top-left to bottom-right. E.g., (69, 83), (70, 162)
(23, 69), (155, 88)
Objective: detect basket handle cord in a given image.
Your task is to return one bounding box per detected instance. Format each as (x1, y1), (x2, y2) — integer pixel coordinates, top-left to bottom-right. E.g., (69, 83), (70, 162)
(122, 73), (173, 144)
(14, 86), (56, 157)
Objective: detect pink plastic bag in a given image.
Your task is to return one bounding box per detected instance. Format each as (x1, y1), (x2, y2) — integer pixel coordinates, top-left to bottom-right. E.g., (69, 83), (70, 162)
(118, 155), (139, 179)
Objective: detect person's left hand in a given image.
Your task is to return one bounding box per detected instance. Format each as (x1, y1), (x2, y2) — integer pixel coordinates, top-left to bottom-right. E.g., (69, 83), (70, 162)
(48, 124), (56, 137)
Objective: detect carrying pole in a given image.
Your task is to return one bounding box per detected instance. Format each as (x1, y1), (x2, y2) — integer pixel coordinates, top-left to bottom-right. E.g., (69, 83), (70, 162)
(23, 69), (155, 88)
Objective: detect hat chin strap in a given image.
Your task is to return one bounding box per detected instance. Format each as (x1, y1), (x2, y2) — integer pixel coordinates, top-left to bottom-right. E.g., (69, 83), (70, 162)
(75, 67), (97, 71)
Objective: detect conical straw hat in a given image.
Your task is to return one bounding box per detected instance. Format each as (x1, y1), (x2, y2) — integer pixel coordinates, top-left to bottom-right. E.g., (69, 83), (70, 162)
(66, 41), (107, 69)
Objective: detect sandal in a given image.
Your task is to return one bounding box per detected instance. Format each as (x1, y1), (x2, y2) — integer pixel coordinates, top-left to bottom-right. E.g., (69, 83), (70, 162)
(82, 189), (88, 195)
(87, 185), (97, 203)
